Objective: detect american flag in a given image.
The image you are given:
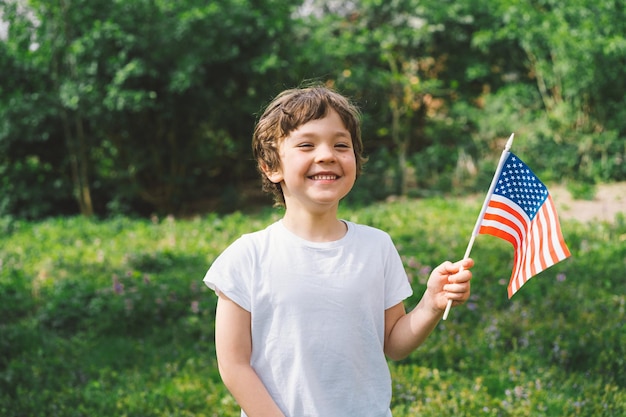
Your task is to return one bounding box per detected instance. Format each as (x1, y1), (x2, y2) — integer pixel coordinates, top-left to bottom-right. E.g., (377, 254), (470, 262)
(479, 152), (571, 298)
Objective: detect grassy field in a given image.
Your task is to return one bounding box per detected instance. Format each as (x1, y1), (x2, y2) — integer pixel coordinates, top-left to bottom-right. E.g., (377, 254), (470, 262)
(1, 197), (624, 416)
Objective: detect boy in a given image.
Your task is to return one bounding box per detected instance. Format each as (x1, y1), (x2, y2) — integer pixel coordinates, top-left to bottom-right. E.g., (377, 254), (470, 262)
(204, 86), (473, 416)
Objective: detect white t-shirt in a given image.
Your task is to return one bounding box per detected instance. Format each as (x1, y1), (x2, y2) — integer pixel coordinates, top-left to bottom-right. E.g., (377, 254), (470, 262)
(204, 220), (413, 417)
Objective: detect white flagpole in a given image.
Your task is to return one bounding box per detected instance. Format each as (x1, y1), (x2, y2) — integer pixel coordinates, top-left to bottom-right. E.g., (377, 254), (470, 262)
(442, 133), (515, 320)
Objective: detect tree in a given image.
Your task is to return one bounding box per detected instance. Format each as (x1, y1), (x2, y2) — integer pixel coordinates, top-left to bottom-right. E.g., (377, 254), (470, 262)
(0, 0), (302, 216)
(1, 0), (624, 218)
(0, 0), (79, 218)
(471, 0), (626, 182)
(296, 0), (475, 195)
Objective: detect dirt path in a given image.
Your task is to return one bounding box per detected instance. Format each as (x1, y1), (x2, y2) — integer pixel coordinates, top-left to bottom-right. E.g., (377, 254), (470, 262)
(549, 182), (626, 223)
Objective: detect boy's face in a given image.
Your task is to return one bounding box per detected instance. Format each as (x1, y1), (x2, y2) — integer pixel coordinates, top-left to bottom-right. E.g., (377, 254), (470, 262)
(264, 109), (357, 212)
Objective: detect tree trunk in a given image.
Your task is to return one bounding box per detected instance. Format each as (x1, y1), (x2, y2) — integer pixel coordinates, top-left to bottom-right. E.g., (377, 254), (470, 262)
(55, 0), (94, 216)
(59, 108), (94, 216)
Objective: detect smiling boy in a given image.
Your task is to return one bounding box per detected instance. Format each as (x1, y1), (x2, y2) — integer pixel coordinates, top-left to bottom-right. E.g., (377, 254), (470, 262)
(204, 85), (473, 417)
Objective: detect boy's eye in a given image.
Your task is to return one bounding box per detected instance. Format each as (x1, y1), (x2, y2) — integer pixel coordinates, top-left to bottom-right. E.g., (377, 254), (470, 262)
(335, 143), (351, 148)
(297, 143), (314, 148)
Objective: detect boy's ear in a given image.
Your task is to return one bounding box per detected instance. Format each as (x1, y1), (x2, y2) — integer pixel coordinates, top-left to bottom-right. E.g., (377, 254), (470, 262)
(260, 162), (283, 184)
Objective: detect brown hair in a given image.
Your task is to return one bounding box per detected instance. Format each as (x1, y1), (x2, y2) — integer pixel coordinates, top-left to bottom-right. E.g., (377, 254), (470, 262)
(252, 85), (366, 206)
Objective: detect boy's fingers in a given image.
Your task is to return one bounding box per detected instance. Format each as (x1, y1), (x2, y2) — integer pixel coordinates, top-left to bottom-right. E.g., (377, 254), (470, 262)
(435, 259), (474, 284)
(444, 276), (471, 299)
(440, 258), (473, 274)
(448, 265), (473, 285)
(434, 260), (454, 275)
(456, 258), (474, 270)
(452, 268), (472, 283)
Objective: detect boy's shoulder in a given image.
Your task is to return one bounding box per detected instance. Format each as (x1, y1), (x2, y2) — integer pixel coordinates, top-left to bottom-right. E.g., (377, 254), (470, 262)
(234, 221), (278, 244)
(216, 222), (279, 263)
(235, 220), (394, 248)
(345, 221), (394, 242)
(347, 221), (385, 233)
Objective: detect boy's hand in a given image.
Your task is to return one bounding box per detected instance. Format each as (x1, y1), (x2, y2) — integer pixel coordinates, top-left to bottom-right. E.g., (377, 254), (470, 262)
(384, 258), (474, 359)
(426, 258), (474, 312)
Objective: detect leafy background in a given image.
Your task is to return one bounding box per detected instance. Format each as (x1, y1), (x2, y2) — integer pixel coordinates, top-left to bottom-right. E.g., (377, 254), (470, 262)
(1, 198), (624, 416)
(1, 0), (625, 218)
(1, 0), (625, 415)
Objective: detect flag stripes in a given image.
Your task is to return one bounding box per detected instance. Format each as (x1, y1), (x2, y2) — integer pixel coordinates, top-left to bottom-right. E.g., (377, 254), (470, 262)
(478, 164), (571, 298)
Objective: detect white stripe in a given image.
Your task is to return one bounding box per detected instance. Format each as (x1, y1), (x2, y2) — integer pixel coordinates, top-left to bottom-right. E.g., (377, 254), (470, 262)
(486, 195), (533, 297)
(480, 218), (522, 248)
(485, 194), (531, 242)
(545, 197), (568, 261)
(534, 206), (549, 273)
(483, 206), (526, 244)
(489, 194), (531, 224)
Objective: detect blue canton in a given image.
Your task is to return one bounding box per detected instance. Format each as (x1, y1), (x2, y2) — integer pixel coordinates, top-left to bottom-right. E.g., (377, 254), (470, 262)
(492, 153), (548, 220)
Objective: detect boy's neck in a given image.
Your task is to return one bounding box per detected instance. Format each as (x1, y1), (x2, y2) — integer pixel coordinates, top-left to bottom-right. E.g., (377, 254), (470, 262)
(281, 208), (347, 242)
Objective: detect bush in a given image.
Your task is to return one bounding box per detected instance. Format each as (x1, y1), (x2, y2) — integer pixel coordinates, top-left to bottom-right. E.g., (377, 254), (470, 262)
(0, 200), (624, 415)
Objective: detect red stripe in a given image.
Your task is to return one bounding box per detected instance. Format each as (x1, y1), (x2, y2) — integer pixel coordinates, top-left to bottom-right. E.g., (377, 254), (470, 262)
(481, 199), (529, 292)
(480, 194), (571, 298)
(487, 200), (528, 234)
(480, 201), (527, 248)
(546, 195), (571, 258)
(530, 209), (546, 275)
(540, 202), (557, 266)
(479, 219), (520, 246)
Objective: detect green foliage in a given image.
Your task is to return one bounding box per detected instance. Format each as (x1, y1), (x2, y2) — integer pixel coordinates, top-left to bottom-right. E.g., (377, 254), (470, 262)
(469, 0), (626, 184)
(566, 181), (597, 201)
(390, 365), (626, 416)
(1, 200), (624, 415)
(2, 0), (625, 218)
(0, 0), (302, 216)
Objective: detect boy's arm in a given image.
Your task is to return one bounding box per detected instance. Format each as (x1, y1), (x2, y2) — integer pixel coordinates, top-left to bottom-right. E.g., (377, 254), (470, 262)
(215, 294), (286, 417)
(383, 259), (473, 361)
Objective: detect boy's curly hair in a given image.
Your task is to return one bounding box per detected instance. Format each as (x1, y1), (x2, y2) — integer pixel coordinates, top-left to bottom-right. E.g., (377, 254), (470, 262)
(252, 85), (367, 206)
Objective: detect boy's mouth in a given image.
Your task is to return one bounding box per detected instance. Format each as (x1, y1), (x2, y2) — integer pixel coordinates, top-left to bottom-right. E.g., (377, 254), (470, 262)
(310, 174), (338, 180)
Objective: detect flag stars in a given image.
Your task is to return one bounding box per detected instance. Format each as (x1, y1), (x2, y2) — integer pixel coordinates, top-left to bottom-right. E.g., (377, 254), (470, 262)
(493, 153), (549, 218)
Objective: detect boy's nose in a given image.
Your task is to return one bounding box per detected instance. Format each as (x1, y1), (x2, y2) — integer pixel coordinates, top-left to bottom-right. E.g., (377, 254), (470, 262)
(314, 144), (336, 163)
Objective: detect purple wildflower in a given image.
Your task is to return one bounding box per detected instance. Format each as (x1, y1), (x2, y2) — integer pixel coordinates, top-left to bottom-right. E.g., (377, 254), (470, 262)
(420, 266), (432, 276)
(112, 274), (124, 294)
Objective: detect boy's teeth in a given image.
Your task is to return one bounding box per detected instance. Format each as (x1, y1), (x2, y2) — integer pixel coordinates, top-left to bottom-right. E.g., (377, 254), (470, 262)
(313, 175), (336, 180)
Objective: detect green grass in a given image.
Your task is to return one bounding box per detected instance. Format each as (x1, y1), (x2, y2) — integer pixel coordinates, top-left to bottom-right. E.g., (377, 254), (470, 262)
(1, 200), (624, 416)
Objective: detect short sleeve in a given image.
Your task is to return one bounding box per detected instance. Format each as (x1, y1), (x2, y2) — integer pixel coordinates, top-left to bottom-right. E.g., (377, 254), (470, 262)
(382, 233), (413, 309)
(203, 236), (254, 312)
